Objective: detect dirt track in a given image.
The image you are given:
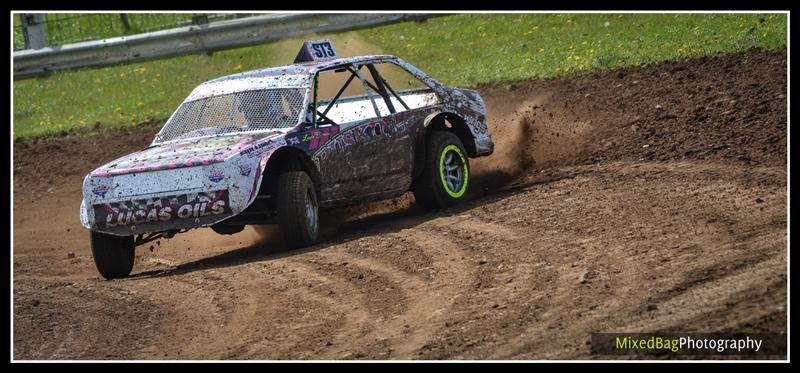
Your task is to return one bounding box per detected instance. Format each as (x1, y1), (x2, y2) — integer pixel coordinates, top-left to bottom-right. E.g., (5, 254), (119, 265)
(13, 49), (787, 360)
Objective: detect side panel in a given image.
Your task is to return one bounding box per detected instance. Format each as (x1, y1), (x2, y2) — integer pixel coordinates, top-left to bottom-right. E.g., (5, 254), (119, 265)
(310, 107), (434, 205)
(375, 107), (432, 190)
(311, 119), (381, 201)
(282, 125), (341, 196)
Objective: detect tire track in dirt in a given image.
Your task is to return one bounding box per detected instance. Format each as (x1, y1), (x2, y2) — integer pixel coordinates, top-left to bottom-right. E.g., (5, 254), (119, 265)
(403, 214), (543, 358)
(373, 227), (475, 357)
(280, 255), (407, 359)
(494, 163), (787, 359)
(230, 260), (366, 359)
(13, 276), (167, 359)
(277, 226), (478, 359)
(136, 258), (361, 359)
(267, 260), (374, 359)
(128, 269), (241, 359)
(394, 161), (786, 359)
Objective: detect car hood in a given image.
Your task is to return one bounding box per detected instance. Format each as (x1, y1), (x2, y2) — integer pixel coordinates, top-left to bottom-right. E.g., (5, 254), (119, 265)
(90, 132), (282, 177)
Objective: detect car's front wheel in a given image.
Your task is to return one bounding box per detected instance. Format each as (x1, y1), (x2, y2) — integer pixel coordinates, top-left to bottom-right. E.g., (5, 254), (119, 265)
(90, 231), (135, 280)
(277, 171), (319, 249)
(413, 131), (471, 209)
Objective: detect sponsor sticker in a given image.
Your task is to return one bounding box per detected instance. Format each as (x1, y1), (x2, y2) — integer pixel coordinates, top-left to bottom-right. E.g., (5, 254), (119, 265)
(92, 184), (111, 197)
(241, 139), (279, 158)
(93, 190), (231, 229)
(207, 169), (225, 183)
(238, 164), (252, 176)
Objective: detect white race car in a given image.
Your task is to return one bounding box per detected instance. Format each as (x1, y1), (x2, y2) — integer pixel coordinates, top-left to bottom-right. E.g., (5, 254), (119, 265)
(81, 40), (493, 279)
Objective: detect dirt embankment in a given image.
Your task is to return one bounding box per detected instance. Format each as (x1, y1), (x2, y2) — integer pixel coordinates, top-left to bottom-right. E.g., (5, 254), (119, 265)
(13, 49), (787, 360)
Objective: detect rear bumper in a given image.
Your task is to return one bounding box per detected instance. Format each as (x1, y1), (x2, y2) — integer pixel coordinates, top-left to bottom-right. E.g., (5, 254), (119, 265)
(474, 134), (494, 157)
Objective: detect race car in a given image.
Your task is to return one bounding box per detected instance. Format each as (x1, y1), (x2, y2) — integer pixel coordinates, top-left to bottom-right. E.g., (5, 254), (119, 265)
(80, 40), (494, 279)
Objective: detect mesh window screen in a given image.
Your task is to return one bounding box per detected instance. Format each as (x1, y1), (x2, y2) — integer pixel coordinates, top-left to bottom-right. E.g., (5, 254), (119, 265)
(157, 88), (305, 143)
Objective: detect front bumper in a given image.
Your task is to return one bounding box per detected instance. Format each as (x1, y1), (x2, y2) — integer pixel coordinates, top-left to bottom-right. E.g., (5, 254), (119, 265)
(81, 161), (259, 236)
(81, 190), (236, 236)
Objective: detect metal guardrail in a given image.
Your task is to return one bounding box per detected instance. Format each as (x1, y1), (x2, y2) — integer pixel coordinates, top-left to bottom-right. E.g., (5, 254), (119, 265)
(20, 13), (256, 48)
(13, 13), (435, 80)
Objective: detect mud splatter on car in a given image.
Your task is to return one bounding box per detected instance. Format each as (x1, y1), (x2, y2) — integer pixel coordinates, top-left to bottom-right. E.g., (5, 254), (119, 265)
(79, 40), (493, 279)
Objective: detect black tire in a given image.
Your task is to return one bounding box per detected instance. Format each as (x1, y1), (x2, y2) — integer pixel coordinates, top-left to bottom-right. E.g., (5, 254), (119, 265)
(412, 131), (471, 209)
(90, 231), (135, 280)
(277, 171), (319, 249)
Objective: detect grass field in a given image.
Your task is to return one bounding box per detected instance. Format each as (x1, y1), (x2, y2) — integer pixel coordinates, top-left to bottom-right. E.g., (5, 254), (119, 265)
(13, 13), (787, 139)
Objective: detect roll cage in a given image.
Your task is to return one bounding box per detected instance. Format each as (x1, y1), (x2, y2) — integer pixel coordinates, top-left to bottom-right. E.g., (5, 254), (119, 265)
(308, 61), (427, 128)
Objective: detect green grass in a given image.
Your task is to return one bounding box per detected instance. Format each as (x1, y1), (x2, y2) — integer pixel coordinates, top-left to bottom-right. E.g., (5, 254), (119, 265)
(13, 13), (786, 139)
(362, 13), (787, 85)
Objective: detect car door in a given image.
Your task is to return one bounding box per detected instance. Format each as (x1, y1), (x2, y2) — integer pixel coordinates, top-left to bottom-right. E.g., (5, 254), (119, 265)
(363, 61), (444, 193)
(309, 63), (396, 203)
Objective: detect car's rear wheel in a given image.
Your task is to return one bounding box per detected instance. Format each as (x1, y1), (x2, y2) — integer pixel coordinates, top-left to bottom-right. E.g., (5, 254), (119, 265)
(413, 131), (471, 209)
(90, 231), (135, 280)
(277, 171), (319, 249)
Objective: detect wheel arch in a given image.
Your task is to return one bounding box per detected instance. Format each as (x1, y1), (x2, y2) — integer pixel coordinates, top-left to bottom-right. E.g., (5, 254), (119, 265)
(413, 112), (477, 180)
(259, 146), (322, 200)
(423, 112), (477, 156)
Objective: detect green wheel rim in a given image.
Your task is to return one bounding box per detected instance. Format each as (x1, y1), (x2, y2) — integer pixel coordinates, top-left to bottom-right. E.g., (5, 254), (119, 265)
(439, 144), (469, 198)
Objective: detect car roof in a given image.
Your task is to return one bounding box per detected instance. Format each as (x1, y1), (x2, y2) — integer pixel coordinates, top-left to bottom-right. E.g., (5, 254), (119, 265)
(203, 55), (399, 85)
(183, 54), (403, 101)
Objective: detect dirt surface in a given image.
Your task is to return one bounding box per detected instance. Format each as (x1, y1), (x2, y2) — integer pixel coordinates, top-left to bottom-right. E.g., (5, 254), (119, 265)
(13, 49), (787, 360)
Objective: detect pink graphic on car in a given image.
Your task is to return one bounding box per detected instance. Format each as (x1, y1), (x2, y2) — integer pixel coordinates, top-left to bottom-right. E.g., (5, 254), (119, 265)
(91, 133), (277, 177)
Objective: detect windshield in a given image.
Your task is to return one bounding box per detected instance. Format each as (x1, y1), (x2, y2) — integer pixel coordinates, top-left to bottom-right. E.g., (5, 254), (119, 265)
(155, 88), (306, 143)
